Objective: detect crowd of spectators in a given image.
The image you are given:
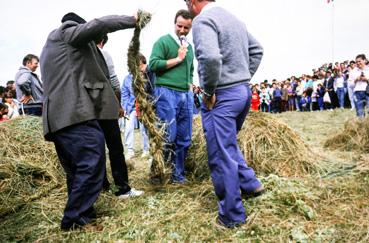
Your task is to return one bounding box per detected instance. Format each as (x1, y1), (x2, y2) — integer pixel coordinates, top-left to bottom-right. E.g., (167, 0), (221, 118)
(250, 54), (369, 118)
(2, 54), (368, 123)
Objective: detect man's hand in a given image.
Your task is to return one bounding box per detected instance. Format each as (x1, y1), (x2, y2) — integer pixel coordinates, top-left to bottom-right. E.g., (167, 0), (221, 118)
(118, 107), (125, 118)
(134, 12), (138, 22)
(202, 94), (216, 110)
(21, 95), (34, 104)
(177, 46), (188, 61)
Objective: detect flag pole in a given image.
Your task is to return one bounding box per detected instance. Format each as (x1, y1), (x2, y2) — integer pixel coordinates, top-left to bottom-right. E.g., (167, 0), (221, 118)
(331, 1), (335, 64)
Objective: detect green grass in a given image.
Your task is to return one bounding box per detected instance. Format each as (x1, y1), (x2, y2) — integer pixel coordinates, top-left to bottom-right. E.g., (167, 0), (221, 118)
(1, 109), (369, 242)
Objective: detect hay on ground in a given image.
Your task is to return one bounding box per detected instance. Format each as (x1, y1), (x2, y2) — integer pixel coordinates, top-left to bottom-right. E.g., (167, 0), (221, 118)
(324, 117), (369, 152)
(186, 112), (321, 180)
(0, 117), (62, 217)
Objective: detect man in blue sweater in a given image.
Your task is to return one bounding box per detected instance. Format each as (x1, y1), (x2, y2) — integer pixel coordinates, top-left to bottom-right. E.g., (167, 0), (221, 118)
(185, 0), (264, 228)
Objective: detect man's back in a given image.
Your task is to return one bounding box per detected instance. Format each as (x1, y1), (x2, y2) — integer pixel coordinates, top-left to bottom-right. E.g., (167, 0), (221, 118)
(40, 15), (136, 138)
(192, 6), (263, 94)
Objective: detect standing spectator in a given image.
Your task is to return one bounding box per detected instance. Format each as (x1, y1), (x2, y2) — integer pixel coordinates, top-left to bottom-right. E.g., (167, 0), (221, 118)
(251, 86), (260, 112)
(295, 80), (303, 111)
(300, 91), (310, 112)
(259, 88), (270, 112)
(352, 54), (369, 118)
(122, 53), (151, 160)
(40, 12), (139, 231)
(149, 9), (194, 184)
(347, 60), (357, 110)
(316, 83), (325, 111)
(95, 34), (121, 102)
(334, 70), (345, 109)
(95, 34), (143, 198)
(287, 82), (295, 111)
(280, 82), (289, 112)
(324, 70), (335, 110)
(187, 0), (264, 228)
(272, 83), (282, 113)
(15, 54), (44, 116)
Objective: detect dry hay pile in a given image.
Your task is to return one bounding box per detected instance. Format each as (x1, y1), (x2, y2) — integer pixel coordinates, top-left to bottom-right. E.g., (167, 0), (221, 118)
(0, 117), (62, 217)
(324, 117), (369, 153)
(186, 112), (320, 180)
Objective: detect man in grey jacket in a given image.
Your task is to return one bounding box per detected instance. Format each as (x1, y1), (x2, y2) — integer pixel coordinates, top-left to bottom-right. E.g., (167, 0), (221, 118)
(40, 12), (137, 230)
(186, 0), (264, 228)
(15, 54), (43, 116)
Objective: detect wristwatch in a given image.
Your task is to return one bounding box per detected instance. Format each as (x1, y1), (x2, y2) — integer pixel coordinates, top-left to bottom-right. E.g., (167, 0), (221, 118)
(203, 91), (213, 99)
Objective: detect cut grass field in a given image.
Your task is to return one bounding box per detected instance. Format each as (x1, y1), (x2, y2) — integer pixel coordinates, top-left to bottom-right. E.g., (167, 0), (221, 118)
(1, 109), (369, 242)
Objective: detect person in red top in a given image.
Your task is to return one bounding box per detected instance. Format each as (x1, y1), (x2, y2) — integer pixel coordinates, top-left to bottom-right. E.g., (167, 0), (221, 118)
(251, 86), (260, 111)
(0, 103), (9, 122)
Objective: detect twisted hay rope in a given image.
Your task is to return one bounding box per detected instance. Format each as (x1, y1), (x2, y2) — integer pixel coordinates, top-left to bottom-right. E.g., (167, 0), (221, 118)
(127, 10), (169, 184)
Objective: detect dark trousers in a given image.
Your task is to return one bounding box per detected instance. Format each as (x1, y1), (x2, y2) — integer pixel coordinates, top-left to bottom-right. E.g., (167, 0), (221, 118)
(98, 119), (131, 194)
(53, 120), (105, 228)
(272, 97), (281, 113)
(201, 84), (262, 226)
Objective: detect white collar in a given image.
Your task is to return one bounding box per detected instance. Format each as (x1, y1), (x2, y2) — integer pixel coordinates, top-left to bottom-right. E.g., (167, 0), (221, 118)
(200, 2), (218, 15)
(170, 32), (190, 47)
(170, 32), (181, 46)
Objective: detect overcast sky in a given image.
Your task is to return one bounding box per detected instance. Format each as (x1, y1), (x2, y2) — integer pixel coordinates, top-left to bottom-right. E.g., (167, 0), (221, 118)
(1, 0), (368, 86)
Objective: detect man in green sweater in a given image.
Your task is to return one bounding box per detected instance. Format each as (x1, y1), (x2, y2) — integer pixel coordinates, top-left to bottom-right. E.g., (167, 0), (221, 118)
(149, 9), (194, 183)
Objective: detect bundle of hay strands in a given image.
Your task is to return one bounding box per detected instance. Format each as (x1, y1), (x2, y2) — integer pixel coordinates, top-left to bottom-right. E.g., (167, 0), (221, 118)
(324, 117), (369, 153)
(186, 112), (320, 180)
(127, 10), (170, 184)
(0, 117), (63, 217)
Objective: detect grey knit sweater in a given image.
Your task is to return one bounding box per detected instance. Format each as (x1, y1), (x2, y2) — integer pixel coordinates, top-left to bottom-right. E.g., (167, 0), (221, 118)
(192, 5), (263, 95)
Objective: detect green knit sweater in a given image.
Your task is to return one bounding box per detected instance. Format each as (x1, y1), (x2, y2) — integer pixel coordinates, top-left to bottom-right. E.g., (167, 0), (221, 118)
(149, 34), (194, 92)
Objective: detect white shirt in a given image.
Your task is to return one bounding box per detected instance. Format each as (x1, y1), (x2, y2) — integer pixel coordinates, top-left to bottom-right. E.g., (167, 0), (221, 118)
(334, 76), (345, 90)
(347, 68), (356, 89)
(352, 66), (369, 92)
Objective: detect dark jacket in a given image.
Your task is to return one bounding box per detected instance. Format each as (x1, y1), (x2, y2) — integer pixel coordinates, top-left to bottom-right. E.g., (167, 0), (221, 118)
(40, 15), (136, 140)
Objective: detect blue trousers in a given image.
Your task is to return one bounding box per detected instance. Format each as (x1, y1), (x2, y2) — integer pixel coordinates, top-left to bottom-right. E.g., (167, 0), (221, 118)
(336, 87), (345, 108)
(53, 120), (105, 228)
(354, 91), (369, 118)
(155, 86), (193, 182)
(201, 84), (262, 226)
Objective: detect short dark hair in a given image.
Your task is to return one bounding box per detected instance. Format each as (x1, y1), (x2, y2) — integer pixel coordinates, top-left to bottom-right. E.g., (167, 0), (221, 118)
(0, 103), (8, 112)
(138, 53), (147, 65)
(22, 54), (39, 66)
(174, 9), (193, 24)
(6, 80), (14, 86)
(0, 86), (5, 95)
(356, 54), (367, 61)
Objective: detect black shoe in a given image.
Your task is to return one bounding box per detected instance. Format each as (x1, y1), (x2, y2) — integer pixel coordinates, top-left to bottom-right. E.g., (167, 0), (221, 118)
(241, 186), (265, 200)
(61, 216), (92, 231)
(216, 216), (244, 229)
(83, 207), (97, 220)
